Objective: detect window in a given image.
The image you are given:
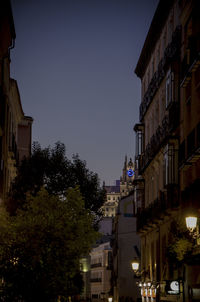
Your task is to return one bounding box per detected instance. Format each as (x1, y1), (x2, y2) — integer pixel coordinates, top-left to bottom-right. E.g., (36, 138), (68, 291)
(135, 129), (144, 157)
(163, 143), (178, 186)
(166, 70), (174, 108)
(187, 129), (195, 157)
(185, 81), (191, 104)
(179, 140), (185, 165)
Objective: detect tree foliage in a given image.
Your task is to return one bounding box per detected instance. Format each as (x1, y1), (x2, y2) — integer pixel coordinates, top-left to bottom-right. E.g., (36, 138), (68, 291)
(6, 142), (105, 219)
(0, 187), (98, 301)
(167, 220), (194, 263)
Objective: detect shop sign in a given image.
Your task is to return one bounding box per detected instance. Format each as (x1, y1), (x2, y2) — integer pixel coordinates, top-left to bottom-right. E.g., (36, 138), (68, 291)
(165, 280), (180, 295)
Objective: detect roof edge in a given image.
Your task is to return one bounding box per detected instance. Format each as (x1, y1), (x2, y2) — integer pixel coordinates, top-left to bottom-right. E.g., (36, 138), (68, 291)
(135, 0), (174, 78)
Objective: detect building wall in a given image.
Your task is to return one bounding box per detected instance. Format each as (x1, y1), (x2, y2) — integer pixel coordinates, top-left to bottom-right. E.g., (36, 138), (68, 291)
(134, 0), (183, 301)
(114, 193), (140, 302)
(134, 0), (200, 301)
(90, 241), (112, 302)
(0, 1), (33, 203)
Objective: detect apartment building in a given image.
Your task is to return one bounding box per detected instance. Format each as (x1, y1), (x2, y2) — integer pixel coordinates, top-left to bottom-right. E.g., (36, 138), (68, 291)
(133, 0), (200, 301)
(112, 191), (140, 302)
(0, 0), (33, 202)
(90, 240), (113, 302)
(179, 0), (200, 301)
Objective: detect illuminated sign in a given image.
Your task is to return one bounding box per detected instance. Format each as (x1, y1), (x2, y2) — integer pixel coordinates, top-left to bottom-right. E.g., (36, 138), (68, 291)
(166, 281), (180, 295)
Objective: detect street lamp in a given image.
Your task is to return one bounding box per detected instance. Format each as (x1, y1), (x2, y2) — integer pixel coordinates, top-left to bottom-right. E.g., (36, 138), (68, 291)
(108, 297), (113, 302)
(131, 258), (141, 277)
(185, 215), (200, 245)
(131, 260), (140, 272)
(185, 216), (197, 231)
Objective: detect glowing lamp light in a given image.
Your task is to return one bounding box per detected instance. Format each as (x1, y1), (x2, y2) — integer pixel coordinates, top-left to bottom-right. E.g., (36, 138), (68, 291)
(186, 216), (197, 231)
(108, 297), (113, 302)
(131, 260), (139, 272)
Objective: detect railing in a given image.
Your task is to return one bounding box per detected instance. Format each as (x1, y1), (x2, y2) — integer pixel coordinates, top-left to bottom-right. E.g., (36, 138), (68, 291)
(90, 278), (102, 283)
(138, 114), (174, 174)
(180, 35), (200, 86)
(140, 26), (181, 121)
(138, 101), (180, 174)
(91, 263), (102, 268)
(137, 185), (179, 232)
(179, 122), (200, 168)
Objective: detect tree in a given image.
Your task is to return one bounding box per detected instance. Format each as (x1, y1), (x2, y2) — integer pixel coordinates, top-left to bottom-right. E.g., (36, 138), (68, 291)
(167, 220), (194, 264)
(0, 187), (98, 301)
(6, 142), (105, 220)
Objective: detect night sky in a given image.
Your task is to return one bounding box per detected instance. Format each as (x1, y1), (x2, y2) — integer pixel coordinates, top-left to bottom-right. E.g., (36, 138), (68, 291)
(10, 0), (158, 185)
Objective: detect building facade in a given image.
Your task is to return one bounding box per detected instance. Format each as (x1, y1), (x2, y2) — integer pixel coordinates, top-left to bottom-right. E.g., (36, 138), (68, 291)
(134, 0), (200, 301)
(90, 240), (113, 302)
(102, 157), (135, 218)
(112, 191), (140, 302)
(102, 181), (121, 218)
(179, 0), (200, 300)
(0, 0), (33, 203)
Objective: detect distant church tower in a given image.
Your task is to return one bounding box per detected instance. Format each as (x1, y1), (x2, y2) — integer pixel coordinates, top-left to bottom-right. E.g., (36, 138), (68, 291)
(100, 155), (135, 224)
(120, 155), (134, 197)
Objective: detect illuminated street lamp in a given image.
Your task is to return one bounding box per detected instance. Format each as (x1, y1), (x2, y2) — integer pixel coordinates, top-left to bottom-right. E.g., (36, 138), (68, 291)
(131, 258), (141, 277)
(108, 297), (113, 302)
(186, 215), (200, 245)
(131, 260), (140, 272)
(186, 216), (197, 231)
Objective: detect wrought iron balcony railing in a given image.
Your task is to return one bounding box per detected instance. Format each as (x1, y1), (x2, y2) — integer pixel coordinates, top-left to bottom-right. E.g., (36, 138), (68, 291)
(179, 122), (200, 170)
(180, 35), (200, 87)
(140, 26), (181, 121)
(137, 184), (179, 232)
(90, 278), (102, 283)
(91, 263), (102, 268)
(138, 108), (180, 174)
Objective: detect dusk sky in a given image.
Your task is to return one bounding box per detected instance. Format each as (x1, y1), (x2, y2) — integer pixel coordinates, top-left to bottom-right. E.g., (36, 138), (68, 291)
(10, 0), (158, 185)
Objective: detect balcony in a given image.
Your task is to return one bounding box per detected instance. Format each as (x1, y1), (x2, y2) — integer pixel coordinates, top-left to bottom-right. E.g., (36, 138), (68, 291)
(179, 122), (200, 170)
(91, 263), (102, 268)
(137, 184), (179, 232)
(180, 36), (200, 87)
(138, 114), (177, 174)
(90, 278), (102, 283)
(181, 178), (200, 210)
(140, 26), (181, 121)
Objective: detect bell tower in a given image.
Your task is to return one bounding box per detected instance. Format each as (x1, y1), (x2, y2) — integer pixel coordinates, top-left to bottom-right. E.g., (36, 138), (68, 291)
(120, 156), (134, 196)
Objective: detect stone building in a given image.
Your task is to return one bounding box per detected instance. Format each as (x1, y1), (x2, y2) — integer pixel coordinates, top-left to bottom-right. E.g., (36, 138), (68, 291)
(102, 181), (121, 218)
(179, 0), (200, 300)
(112, 191), (140, 302)
(90, 239), (113, 302)
(133, 0), (200, 301)
(101, 156), (135, 219)
(0, 0), (33, 203)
